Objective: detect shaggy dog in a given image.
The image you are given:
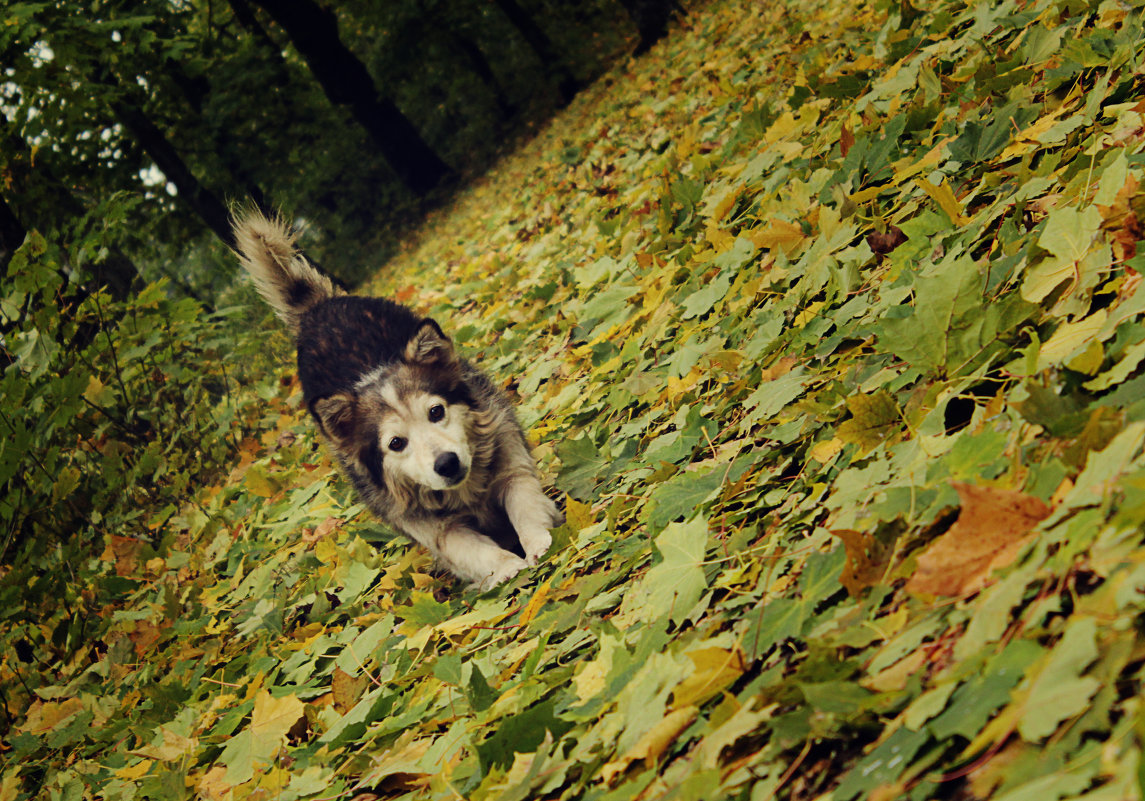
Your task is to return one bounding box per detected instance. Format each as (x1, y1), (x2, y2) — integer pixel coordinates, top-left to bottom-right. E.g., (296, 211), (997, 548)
(232, 211), (561, 589)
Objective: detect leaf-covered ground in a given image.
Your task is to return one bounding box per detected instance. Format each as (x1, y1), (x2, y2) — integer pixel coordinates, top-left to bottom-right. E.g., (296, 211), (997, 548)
(7, 0), (1145, 798)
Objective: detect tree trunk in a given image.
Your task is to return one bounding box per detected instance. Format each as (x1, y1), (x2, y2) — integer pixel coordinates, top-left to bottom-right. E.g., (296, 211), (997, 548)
(250, 0), (453, 196)
(0, 193), (26, 269)
(445, 27), (515, 119)
(617, 0), (680, 55)
(156, 56), (275, 217)
(490, 0), (581, 106)
(111, 100), (237, 249)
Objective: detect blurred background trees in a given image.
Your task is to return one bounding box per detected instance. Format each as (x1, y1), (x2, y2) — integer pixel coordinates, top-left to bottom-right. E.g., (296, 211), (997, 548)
(1, 0), (680, 294)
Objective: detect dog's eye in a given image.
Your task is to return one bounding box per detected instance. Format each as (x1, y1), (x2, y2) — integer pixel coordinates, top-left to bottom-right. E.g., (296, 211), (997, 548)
(428, 404), (445, 423)
(388, 436), (407, 452)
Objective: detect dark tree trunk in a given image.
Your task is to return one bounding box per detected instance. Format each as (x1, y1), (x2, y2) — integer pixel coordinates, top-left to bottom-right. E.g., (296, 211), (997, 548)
(87, 250), (144, 303)
(250, 0), (453, 196)
(157, 56), (274, 217)
(618, 0), (680, 55)
(110, 100), (236, 249)
(490, 0), (581, 106)
(446, 27), (515, 119)
(0, 193), (26, 269)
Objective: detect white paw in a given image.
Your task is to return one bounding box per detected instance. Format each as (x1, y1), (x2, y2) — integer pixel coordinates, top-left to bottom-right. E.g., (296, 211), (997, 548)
(520, 529), (553, 567)
(474, 551), (528, 591)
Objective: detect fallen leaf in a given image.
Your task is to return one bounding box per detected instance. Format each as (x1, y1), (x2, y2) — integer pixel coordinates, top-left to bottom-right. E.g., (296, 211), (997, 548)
(519, 579), (552, 625)
(862, 649), (928, 692)
(115, 759), (153, 781)
(905, 483), (1051, 597)
(749, 219), (806, 254)
(671, 647), (746, 708)
(102, 535), (145, 577)
(303, 516), (343, 544)
(332, 668), (368, 713)
(197, 766), (232, 801)
(16, 697), (85, 735)
(600, 706), (698, 783)
(866, 225), (907, 257)
(1017, 617), (1101, 741)
(840, 122), (855, 157)
(832, 529), (890, 597)
(128, 620), (166, 658)
(837, 391), (901, 453)
(915, 177), (968, 225)
(633, 517), (710, 624)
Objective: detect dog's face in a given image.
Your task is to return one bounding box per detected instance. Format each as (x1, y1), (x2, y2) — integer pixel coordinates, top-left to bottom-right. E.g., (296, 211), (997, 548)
(310, 320), (479, 498)
(373, 384), (472, 490)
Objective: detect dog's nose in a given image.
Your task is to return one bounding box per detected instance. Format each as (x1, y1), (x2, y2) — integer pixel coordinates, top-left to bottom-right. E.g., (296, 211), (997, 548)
(434, 452), (465, 482)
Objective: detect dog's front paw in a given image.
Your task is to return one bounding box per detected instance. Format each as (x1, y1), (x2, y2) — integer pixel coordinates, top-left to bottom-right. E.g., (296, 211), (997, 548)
(474, 551), (528, 591)
(520, 528), (553, 567)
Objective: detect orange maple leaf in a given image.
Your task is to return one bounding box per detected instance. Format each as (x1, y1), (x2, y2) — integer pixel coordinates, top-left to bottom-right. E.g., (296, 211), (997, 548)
(905, 483), (1052, 597)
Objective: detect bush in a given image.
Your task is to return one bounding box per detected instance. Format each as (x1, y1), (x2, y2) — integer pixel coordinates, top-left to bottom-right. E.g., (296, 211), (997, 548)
(0, 225), (277, 635)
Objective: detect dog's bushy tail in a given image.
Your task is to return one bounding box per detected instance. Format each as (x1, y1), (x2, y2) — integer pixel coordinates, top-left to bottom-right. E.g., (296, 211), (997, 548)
(231, 209), (340, 335)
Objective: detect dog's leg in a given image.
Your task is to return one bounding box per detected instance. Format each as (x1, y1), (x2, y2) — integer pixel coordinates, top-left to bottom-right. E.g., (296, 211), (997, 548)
(403, 517), (528, 590)
(503, 475), (558, 566)
(437, 527), (529, 590)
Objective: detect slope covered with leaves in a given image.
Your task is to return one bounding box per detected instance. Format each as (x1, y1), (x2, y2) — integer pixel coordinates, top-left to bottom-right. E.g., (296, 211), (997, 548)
(6, 0), (1145, 798)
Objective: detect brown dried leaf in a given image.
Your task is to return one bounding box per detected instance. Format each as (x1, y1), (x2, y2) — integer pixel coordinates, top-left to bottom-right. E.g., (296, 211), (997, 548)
(332, 667), (369, 713)
(840, 122), (855, 157)
(102, 534), (145, 577)
(832, 529), (891, 597)
(866, 224), (907, 257)
(759, 356), (798, 382)
(905, 483), (1052, 597)
(303, 516), (343, 544)
(1097, 172), (1143, 262)
(128, 620), (165, 657)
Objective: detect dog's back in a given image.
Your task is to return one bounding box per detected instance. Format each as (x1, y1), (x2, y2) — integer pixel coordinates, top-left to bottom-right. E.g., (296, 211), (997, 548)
(233, 211), (441, 406)
(293, 296), (422, 404)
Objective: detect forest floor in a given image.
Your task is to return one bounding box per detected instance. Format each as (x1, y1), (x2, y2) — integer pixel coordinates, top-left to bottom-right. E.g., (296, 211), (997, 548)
(6, 0), (1145, 798)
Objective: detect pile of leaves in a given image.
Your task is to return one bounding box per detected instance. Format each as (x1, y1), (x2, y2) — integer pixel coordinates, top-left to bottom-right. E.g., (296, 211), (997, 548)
(5, 0), (1145, 798)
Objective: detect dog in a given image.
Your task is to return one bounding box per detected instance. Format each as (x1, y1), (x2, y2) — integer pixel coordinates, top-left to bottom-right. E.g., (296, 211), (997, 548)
(231, 211), (561, 589)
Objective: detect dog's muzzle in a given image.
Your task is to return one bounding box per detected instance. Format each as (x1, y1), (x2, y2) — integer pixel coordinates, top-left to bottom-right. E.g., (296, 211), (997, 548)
(434, 452), (467, 486)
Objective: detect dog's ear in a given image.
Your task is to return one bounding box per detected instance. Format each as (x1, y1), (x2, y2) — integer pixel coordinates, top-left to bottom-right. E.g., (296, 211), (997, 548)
(311, 392), (358, 442)
(404, 319), (456, 366)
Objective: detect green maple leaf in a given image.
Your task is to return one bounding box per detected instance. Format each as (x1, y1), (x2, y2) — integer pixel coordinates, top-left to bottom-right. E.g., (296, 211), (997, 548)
(876, 257), (985, 373)
(743, 598), (803, 660)
(1021, 205), (1103, 303)
(556, 435), (610, 500)
(1018, 617), (1101, 741)
(639, 516), (710, 625)
(930, 640), (1040, 740)
(643, 466), (723, 531)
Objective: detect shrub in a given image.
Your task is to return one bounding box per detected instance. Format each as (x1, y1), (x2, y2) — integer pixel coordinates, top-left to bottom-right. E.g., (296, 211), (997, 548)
(0, 225), (276, 604)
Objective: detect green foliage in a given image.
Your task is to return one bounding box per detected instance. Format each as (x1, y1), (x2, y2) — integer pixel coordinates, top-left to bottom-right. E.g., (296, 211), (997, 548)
(0, 206), (280, 787)
(0, 228), (276, 563)
(6, 0), (1145, 799)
